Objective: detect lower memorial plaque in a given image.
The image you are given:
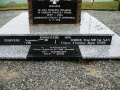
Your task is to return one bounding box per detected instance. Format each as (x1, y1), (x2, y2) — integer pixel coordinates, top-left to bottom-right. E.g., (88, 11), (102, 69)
(27, 45), (81, 59)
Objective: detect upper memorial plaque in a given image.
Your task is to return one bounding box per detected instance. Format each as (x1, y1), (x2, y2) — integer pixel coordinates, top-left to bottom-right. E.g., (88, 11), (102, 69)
(28, 0), (82, 25)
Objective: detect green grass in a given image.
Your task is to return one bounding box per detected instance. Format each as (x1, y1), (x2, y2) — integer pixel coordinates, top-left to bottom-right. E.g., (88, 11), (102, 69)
(82, 1), (119, 10)
(0, 1), (119, 11)
(0, 4), (28, 10)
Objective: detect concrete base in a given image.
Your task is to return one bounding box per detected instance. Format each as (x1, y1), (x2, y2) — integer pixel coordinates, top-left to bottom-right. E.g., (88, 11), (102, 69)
(0, 12), (120, 59)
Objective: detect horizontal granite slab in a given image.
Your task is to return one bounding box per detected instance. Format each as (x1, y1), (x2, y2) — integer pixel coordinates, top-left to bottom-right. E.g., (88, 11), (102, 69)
(80, 34), (120, 59)
(0, 12), (114, 36)
(0, 34), (119, 59)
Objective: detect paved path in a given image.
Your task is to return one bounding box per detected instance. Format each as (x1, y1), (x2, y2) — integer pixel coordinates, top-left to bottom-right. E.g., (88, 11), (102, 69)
(0, 10), (120, 90)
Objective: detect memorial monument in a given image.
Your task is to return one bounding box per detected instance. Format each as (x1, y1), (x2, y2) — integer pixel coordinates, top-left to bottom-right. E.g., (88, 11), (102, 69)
(28, 0), (82, 25)
(0, 0), (119, 59)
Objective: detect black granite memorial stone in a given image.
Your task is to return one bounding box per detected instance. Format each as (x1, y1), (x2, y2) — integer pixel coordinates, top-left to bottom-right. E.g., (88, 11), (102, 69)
(32, 0), (77, 24)
(27, 45), (82, 60)
(0, 36), (112, 45)
(28, 0), (82, 25)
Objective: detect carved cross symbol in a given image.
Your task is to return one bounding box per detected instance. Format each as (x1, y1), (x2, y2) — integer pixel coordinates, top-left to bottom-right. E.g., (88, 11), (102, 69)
(50, 0), (60, 4)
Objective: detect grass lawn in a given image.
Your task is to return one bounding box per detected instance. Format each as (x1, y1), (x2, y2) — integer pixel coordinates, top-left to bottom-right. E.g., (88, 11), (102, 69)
(82, 1), (119, 10)
(0, 1), (119, 11)
(0, 4), (28, 10)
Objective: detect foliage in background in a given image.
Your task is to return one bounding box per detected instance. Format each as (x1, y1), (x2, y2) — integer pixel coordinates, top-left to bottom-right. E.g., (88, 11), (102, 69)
(0, 1), (119, 11)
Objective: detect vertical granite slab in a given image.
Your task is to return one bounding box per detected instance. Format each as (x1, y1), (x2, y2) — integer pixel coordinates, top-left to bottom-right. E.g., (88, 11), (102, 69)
(28, 0), (82, 25)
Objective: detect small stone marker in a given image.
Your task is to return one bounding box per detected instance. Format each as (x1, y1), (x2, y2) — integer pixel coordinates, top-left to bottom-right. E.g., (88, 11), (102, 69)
(28, 0), (82, 25)
(27, 45), (82, 59)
